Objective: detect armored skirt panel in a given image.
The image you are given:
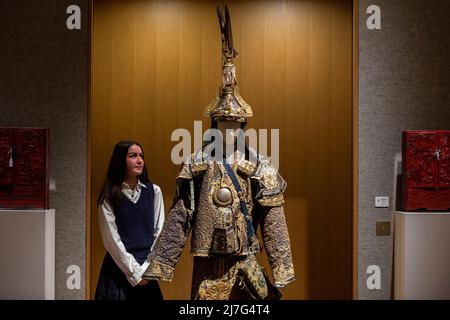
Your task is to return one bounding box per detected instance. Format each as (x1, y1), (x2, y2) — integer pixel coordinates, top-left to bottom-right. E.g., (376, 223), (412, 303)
(191, 254), (279, 300)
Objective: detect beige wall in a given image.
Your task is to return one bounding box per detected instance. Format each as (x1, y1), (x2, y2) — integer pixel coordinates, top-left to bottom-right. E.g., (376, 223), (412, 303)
(358, 0), (450, 299)
(91, 0), (353, 299)
(0, 0), (89, 300)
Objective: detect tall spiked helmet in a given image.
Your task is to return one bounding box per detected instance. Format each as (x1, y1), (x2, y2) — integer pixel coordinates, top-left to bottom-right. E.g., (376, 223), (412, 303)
(204, 6), (253, 123)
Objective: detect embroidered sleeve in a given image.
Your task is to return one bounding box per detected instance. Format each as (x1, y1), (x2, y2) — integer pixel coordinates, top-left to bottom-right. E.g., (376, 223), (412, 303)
(260, 205), (295, 287)
(143, 178), (194, 281)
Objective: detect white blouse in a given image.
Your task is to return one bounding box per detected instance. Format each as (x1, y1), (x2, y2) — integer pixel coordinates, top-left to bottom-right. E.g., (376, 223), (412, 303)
(98, 180), (165, 286)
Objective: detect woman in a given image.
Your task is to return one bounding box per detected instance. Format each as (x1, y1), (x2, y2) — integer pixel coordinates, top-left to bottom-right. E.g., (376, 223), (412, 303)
(95, 141), (164, 300)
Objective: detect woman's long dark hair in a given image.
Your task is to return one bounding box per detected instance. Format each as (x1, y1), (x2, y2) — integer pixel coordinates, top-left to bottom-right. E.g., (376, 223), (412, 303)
(97, 140), (150, 210)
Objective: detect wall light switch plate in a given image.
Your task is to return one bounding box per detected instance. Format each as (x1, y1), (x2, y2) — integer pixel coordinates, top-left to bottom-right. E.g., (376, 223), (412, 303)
(49, 179), (56, 191)
(375, 196), (389, 208)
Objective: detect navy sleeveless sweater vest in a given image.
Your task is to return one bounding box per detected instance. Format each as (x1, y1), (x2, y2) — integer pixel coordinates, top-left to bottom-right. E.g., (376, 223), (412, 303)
(114, 183), (155, 264)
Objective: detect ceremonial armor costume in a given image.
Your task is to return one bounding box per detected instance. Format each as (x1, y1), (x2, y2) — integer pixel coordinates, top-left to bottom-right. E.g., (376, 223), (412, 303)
(143, 6), (295, 299)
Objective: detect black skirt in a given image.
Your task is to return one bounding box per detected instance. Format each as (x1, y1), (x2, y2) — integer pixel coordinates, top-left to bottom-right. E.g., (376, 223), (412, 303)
(95, 253), (163, 300)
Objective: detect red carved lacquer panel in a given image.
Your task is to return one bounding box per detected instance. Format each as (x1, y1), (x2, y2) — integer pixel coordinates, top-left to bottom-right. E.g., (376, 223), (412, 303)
(408, 188), (450, 201)
(0, 128), (48, 209)
(403, 130), (450, 211)
(405, 132), (437, 188)
(439, 132), (450, 187)
(0, 128), (13, 185)
(14, 129), (46, 186)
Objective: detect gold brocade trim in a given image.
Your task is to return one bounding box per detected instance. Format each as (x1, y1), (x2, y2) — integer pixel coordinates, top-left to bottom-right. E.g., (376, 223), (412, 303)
(204, 87), (252, 123)
(253, 159), (287, 200)
(177, 163), (193, 180)
(261, 165), (280, 190)
(142, 259), (175, 282)
(190, 251), (210, 257)
(198, 277), (235, 300)
(191, 162), (208, 176)
(258, 194), (285, 207)
(190, 250), (258, 257)
(204, 91), (220, 119)
(238, 256), (269, 299)
(195, 254), (270, 300)
(272, 262), (295, 287)
(177, 173), (192, 180)
(235, 89), (253, 117)
(237, 159), (257, 177)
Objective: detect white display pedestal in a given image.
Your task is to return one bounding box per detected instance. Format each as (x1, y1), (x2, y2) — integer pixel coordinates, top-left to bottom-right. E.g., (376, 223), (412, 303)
(0, 209), (55, 300)
(394, 211), (450, 300)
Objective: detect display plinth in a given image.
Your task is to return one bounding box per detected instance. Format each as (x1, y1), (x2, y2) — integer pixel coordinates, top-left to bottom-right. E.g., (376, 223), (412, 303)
(0, 209), (55, 300)
(394, 211), (450, 299)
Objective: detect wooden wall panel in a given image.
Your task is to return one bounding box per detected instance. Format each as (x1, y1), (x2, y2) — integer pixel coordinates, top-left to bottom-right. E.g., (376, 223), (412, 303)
(91, 0), (353, 299)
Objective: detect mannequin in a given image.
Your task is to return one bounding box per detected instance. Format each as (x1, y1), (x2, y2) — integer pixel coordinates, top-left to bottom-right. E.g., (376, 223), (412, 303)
(143, 6), (295, 300)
